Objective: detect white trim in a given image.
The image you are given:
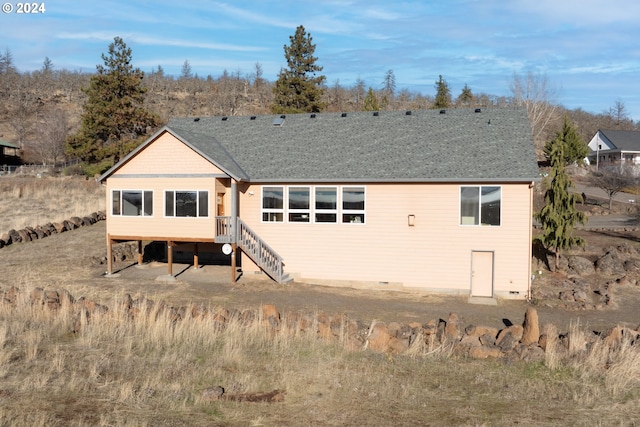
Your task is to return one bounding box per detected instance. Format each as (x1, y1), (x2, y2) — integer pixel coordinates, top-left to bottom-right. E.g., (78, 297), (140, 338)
(163, 189), (210, 218)
(110, 189), (154, 218)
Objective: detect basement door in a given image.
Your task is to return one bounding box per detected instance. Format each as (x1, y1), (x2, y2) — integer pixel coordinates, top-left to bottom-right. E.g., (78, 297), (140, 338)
(471, 251), (494, 297)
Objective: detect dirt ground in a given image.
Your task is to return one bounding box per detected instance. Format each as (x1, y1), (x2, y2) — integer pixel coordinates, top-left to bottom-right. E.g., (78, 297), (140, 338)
(1, 222), (640, 333)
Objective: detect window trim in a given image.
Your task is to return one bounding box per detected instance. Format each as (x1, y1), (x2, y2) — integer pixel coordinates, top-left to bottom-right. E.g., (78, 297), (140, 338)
(341, 186), (366, 225)
(261, 186), (284, 223)
(164, 190), (210, 218)
(314, 186), (338, 224)
(459, 185), (502, 227)
(111, 189), (154, 217)
(288, 186), (311, 223)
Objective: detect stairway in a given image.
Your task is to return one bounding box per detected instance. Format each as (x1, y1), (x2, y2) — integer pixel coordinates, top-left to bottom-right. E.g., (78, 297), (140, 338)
(235, 218), (291, 284)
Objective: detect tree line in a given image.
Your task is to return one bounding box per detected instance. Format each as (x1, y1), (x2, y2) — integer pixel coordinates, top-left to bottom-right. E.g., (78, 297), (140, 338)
(0, 27), (637, 174)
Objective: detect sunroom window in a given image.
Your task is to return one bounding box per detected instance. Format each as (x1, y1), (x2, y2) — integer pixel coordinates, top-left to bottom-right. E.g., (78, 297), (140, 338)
(165, 191), (209, 217)
(112, 190), (153, 216)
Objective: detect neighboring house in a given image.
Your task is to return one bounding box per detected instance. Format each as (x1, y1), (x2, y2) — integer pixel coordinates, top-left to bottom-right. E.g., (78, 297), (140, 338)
(0, 139), (20, 165)
(98, 108), (539, 299)
(587, 129), (640, 167)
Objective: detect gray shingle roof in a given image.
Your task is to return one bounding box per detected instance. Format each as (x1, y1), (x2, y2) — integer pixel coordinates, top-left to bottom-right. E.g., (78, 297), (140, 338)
(165, 108), (538, 183)
(100, 108), (539, 183)
(599, 129), (640, 151)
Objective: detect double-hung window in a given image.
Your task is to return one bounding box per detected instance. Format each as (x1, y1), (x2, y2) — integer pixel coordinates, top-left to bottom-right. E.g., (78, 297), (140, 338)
(288, 187), (310, 222)
(460, 186), (501, 226)
(342, 186), (365, 224)
(165, 191), (209, 217)
(112, 190), (153, 216)
(262, 186), (284, 222)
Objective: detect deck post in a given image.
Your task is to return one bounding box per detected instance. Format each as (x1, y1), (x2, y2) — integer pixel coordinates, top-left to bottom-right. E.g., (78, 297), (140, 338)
(193, 243), (199, 269)
(167, 241), (174, 276)
(107, 234), (113, 274)
(137, 240), (143, 265)
(231, 180), (238, 244)
(231, 243), (237, 283)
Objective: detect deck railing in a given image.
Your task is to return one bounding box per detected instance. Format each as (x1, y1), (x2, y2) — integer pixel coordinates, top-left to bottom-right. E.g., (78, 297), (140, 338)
(215, 216), (234, 243)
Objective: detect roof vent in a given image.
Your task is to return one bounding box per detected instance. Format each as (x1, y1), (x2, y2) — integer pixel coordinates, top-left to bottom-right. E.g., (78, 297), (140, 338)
(439, 109), (446, 114)
(250, 116), (256, 120)
(280, 115), (286, 119)
(273, 117), (285, 126)
(310, 113), (316, 118)
(193, 117), (200, 122)
(405, 110), (412, 115)
(341, 112), (347, 117)
(475, 108), (482, 113)
(373, 111), (379, 117)
(221, 116), (228, 121)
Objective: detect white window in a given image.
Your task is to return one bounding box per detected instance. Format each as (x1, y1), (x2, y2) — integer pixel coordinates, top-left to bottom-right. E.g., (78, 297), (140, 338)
(460, 186), (501, 226)
(165, 191), (209, 217)
(315, 186), (337, 223)
(341, 186), (365, 224)
(262, 186), (284, 222)
(288, 187), (310, 222)
(112, 190), (153, 216)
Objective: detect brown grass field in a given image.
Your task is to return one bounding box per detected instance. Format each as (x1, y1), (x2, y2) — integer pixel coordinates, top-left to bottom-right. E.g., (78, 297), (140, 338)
(1, 176), (640, 426)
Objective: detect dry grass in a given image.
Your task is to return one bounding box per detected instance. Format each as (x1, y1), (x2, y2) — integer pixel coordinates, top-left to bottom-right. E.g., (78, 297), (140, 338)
(1, 285), (640, 426)
(0, 176), (105, 233)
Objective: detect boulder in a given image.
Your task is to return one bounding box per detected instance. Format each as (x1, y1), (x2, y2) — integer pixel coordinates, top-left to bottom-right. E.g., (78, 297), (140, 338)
(623, 259), (640, 275)
(495, 325), (523, 352)
(367, 322), (391, 352)
(468, 346), (503, 359)
(568, 256), (595, 276)
(521, 307), (540, 345)
(595, 251), (625, 276)
(8, 229), (20, 243)
(444, 312), (461, 341)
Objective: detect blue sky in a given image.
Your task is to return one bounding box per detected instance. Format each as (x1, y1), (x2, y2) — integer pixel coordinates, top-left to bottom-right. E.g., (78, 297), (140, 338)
(1, 0), (639, 120)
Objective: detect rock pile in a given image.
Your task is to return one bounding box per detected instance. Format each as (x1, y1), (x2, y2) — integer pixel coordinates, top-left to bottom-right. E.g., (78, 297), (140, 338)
(2, 286), (638, 363)
(0, 211), (106, 249)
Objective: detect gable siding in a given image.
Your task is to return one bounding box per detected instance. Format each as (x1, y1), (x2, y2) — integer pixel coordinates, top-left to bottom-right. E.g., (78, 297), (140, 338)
(116, 132), (225, 175)
(238, 182), (532, 295)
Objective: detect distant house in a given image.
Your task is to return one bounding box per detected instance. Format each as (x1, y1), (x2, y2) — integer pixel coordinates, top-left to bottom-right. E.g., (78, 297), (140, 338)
(98, 108), (539, 300)
(587, 129), (640, 167)
(0, 139), (20, 166)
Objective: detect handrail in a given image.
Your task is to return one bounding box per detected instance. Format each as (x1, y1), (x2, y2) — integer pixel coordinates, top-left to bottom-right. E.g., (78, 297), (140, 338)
(215, 216), (234, 243)
(236, 217), (285, 283)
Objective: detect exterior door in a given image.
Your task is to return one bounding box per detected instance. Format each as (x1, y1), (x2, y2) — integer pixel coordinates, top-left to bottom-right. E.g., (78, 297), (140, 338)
(217, 192), (225, 216)
(471, 251), (494, 297)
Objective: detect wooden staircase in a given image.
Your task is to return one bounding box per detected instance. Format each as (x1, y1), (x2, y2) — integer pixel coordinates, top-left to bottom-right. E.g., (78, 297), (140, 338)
(215, 217), (291, 284)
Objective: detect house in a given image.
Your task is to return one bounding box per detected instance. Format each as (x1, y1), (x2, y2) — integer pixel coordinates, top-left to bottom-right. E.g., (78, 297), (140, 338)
(587, 129), (640, 168)
(0, 139), (20, 166)
(98, 107), (539, 299)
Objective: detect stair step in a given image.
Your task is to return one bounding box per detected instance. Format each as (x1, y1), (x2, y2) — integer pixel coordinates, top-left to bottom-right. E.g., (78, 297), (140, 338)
(279, 274), (293, 285)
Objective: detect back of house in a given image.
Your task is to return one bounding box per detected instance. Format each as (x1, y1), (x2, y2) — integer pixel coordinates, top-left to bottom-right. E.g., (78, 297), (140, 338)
(100, 107), (539, 299)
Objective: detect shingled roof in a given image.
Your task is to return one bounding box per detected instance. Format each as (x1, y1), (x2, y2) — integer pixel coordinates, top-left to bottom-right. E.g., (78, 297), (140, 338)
(598, 129), (640, 151)
(102, 107), (539, 183)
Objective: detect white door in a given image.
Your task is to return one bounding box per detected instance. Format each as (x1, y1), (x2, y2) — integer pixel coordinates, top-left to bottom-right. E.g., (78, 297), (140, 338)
(471, 251), (494, 297)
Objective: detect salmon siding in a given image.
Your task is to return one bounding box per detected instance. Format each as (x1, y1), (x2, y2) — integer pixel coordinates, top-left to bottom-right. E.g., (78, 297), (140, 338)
(100, 108), (539, 298)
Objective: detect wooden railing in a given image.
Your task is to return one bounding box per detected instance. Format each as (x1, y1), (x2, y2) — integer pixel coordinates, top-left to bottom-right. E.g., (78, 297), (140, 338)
(214, 216), (288, 283)
(215, 216), (234, 243)
(237, 218), (287, 284)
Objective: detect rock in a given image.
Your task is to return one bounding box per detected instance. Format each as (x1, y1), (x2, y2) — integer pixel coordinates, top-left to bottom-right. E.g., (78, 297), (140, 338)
(388, 336), (409, 354)
(624, 259), (640, 275)
(367, 322), (391, 352)
(468, 346), (503, 359)
(595, 251), (625, 276)
(572, 289), (588, 304)
(0, 233), (10, 245)
(53, 222), (66, 233)
(202, 386), (225, 402)
(521, 307), (540, 345)
(8, 229), (20, 243)
(568, 256), (595, 275)
(495, 325), (523, 352)
(444, 312), (461, 341)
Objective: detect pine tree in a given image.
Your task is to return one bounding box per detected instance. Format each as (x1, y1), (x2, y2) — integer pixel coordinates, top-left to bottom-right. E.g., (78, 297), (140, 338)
(65, 37), (160, 175)
(456, 83), (473, 106)
(363, 87), (380, 111)
(271, 25), (326, 114)
(433, 75), (451, 109)
(535, 138), (586, 271)
(543, 115), (589, 166)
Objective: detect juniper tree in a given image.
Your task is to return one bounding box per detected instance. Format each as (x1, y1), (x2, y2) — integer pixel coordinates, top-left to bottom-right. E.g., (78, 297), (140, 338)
(363, 87), (380, 111)
(271, 25), (326, 114)
(543, 116), (589, 166)
(433, 75), (451, 109)
(65, 37), (160, 175)
(535, 137), (586, 271)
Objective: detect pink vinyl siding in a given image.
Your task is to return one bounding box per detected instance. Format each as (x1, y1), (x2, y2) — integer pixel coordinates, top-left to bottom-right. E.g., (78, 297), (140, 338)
(116, 132), (226, 175)
(239, 182), (532, 296)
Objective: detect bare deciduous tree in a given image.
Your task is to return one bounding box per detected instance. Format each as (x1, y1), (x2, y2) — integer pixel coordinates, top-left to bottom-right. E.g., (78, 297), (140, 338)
(587, 165), (639, 210)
